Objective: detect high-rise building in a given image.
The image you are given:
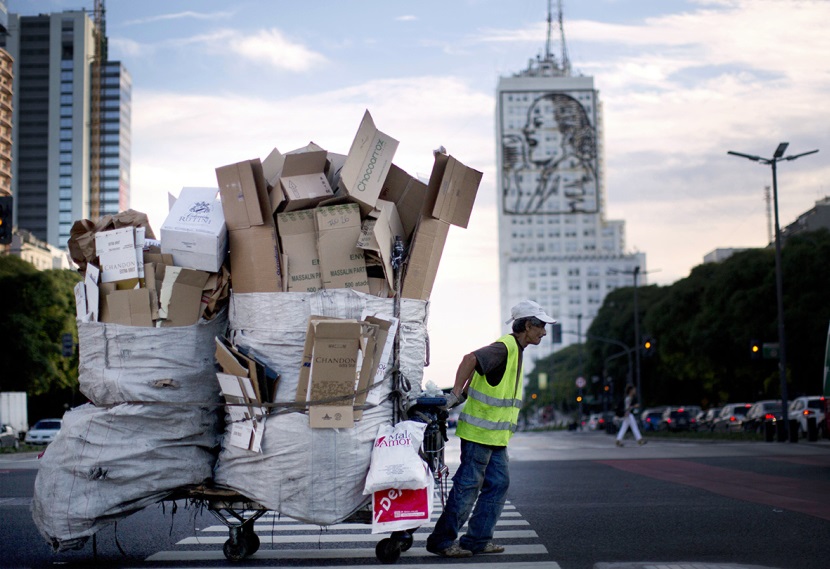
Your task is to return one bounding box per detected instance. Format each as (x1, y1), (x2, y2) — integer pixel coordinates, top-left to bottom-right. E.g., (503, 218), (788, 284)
(2, 9), (130, 249)
(0, 0), (12, 199)
(496, 18), (646, 370)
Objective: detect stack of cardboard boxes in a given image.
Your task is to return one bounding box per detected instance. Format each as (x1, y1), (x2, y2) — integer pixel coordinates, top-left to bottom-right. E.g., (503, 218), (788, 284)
(216, 110), (482, 301)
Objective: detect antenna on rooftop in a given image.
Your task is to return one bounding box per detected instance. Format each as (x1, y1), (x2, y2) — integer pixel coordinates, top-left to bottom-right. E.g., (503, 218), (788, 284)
(558, 0), (571, 75)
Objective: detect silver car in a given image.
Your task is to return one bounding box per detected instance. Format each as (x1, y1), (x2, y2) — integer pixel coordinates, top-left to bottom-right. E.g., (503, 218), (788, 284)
(0, 424), (19, 449)
(24, 418), (62, 446)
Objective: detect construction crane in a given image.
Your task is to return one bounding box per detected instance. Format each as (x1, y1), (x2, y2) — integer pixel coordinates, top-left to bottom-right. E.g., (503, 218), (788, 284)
(89, 0), (106, 220)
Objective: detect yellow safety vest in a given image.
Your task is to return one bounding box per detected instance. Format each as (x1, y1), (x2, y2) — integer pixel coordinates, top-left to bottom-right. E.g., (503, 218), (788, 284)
(456, 334), (523, 446)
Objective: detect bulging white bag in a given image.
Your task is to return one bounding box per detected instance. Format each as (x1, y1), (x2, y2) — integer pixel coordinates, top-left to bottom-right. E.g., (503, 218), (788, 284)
(363, 420), (429, 494)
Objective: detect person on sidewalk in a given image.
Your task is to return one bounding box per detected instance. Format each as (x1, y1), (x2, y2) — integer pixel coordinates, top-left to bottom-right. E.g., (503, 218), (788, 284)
(426, 300), (555, 558)
(616, 383), (647, 447)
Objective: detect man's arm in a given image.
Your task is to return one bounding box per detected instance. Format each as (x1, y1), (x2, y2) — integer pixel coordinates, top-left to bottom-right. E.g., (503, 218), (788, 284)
(452, 352), (477, 398)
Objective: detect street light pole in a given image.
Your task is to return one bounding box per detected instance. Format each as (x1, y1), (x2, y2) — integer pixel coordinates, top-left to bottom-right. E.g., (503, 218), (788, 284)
(632, 266), (642, 406)
(728, 143), (819, 438)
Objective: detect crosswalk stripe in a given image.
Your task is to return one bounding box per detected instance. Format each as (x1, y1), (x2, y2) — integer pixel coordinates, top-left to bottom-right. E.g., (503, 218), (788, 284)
(199, 518), (531, 532)
(146, 544), (551, 562)
(178, 529), (538, 546)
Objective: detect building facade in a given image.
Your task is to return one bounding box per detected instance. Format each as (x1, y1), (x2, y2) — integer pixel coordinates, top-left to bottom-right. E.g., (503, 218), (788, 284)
(496, 54), (646, 369)
(2, 10), (130, 249)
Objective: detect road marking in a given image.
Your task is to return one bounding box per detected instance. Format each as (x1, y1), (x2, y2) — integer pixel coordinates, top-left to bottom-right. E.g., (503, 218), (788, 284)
(177, 529), (539, 545)
(146, 544), (552, 562)
(199, 518), (530, 532)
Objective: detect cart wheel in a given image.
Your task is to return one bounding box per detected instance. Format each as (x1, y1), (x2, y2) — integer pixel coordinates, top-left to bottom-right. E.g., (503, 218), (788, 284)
(375, 537), (402, 564)
(244, 530), (260, 555)
(391, 530), (414, 552)
(223, 538), (249, 562)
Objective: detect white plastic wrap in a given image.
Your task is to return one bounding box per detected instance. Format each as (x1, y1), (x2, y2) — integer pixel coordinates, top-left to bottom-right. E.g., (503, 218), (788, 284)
(77, 311), (228, 405)
(31, 403), (218, 551)
(213, 290), (429, 525)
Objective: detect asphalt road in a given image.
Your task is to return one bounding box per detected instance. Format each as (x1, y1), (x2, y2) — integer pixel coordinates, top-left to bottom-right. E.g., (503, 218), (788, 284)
(1, 430), (828, 569)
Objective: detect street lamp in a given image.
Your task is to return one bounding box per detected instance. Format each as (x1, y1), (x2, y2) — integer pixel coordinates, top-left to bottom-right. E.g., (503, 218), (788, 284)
(727, 142), (819, 438)
(608, 266), (644, 405)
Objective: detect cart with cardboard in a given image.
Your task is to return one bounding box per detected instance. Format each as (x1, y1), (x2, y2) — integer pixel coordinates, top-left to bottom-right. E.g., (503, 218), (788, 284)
(173, 116), (481, 563)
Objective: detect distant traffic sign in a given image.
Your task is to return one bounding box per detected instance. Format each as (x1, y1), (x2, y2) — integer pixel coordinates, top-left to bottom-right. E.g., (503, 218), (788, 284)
(575, 377), (586, 388)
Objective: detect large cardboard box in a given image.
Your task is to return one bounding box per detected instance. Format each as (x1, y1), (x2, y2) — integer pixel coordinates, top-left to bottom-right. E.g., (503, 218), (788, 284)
(427, 153), (483, 229)
(276, 210), (322, 292)
(338, 110), (399, 212)
(95, 227), (140, 284)
(315, 203), (369, 292)
(229, 224), (282, 293)
(101, 288), (153, 327)
(216, 159), (277, 230)
(279, 151), (335, 212)
(356, 199), (405, 291)
(160, 187), (228, 272)
(401, 217), (450, 301)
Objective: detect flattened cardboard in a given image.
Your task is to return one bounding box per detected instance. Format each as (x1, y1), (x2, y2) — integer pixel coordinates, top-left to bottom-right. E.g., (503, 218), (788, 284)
(315, 204), (369, 292)
(217, 372), (266, 452)
(85, 264), (100, 321)
(279, 151), (334, 212)
(427, 154), (483, 229)
(95, 227), (139, 283)
(401, 217), (450, 301)
(228, 225), (282, 293)
(161, 268), (210, 327)
(307, 320), (363, 429)
(338, 110), (399, 212)
(103, 288), (153, 327)
(216, 159), (275, 230)
(361, 312), (399, 407)
(160, 187), (228, 272)
(276, 210), (322, 292)
(379, 164), (429, 241)
(73, 282), (87, 320)
(356, 199), (405, 291)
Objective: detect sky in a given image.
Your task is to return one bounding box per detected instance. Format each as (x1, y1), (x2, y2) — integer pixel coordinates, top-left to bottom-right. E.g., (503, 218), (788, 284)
(9, 0), (830, 388)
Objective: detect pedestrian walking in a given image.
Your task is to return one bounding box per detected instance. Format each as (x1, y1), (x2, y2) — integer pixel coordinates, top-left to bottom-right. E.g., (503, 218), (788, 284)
(426, 300), (555, 558)
(616, 384), (646, 446)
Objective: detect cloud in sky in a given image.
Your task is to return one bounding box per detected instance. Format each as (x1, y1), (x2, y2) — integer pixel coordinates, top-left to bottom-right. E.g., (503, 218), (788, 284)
(395, 15), (418, 22)
(120, 10), (235, 27)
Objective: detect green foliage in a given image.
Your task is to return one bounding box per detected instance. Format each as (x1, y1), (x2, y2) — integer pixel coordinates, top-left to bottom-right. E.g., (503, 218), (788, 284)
(0, 256), (81, 396)
(540, 229), (830, 411)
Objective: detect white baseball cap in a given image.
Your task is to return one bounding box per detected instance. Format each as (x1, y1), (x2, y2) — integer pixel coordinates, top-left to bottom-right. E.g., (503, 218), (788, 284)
(505, 300), (556, 324)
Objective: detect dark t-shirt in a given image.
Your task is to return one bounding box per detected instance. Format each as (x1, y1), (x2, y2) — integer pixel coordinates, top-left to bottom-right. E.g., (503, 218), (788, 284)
(472, 335), (524, 387)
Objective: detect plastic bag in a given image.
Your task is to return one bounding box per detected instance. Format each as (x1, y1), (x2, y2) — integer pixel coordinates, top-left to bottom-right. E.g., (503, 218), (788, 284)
(363, 420), (429, 494)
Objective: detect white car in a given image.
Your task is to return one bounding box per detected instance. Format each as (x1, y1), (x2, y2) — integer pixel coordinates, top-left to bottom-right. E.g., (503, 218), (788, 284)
(24, 418), (63, 446)
(789, 396), (826, 438)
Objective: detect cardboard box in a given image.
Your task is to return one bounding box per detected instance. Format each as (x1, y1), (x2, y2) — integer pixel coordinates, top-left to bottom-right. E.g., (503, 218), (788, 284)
(379, 164), (429, 241)
(228, 224), (283, 293)
(160, 187), (228, 272)
(102, 288), (153, 327)
(356, 199), (405, 291)
(216, 159), (276, 230)
(338, 110), (399, 212)
(215, 337), (280, 405)
(262, 142), (326, 187)
(304, 319), (363, 429)
(276, 210), (322, 292)
(216, 372), (267, 452)
(95, 227), (140, 284)
(315, 203), (369, 292)
(401, 217), (450, 301)
(360, 312), (399, 407)
(279, 151), (335, 212)
(427, 153), (483, 229)
(157, 267), (210, 327)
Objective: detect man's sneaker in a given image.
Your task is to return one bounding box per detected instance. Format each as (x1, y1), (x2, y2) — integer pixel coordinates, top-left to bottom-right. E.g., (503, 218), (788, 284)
(427, 543), (472, 558)
(478, 542), (505, 554)
(615, 440), (624, 447)
(638, 439), (648, 446)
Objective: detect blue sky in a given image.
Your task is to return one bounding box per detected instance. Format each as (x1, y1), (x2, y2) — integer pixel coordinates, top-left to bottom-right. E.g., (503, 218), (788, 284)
(9, 0), (830, 386)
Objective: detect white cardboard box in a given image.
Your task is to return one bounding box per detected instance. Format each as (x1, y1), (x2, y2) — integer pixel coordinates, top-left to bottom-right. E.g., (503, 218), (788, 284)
(95, 227), (139, 283)
(160, 187), (228, 272)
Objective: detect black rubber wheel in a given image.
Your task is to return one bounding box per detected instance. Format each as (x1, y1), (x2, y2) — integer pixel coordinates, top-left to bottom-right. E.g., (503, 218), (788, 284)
(399, 533), (414, 552)
(244, 530), (260, 555)
(223, 538), (249, 562)
(375, 538), (402, 564)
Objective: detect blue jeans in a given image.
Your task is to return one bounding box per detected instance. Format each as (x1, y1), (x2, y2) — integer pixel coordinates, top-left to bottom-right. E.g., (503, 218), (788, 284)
(426, 439), (509, 553)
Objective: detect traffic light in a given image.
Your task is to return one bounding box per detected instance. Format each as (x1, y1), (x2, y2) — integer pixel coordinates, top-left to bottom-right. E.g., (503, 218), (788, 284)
(0, 195), (12, 245)
(642, 337), (655, 357)
(550, 322), (562, 344)
(576, 395), (583, 403)
(750, 338), (762, 360)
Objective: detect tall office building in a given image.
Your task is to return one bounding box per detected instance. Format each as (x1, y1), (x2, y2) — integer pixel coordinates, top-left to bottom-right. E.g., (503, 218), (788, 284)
(496, 23), (646, 371)
(2, 9), (130, 248)
(0, 1), (12, 198)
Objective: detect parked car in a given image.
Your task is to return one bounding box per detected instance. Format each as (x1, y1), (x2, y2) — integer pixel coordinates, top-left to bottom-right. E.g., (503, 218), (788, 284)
(0, 424), (19, 449)
(742, 400), (784, 434)
(597, 411), (617, 433)
(682, 405), (702, 430)
(789, 396), (826, 438)
(640, 408), (665, 432)
(712, 403), (751, 432)
(587, 413), (603, 430)
(24, 418), (62, 446)
(659, 407), (692, 432)
(696, 407), (722, 432)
